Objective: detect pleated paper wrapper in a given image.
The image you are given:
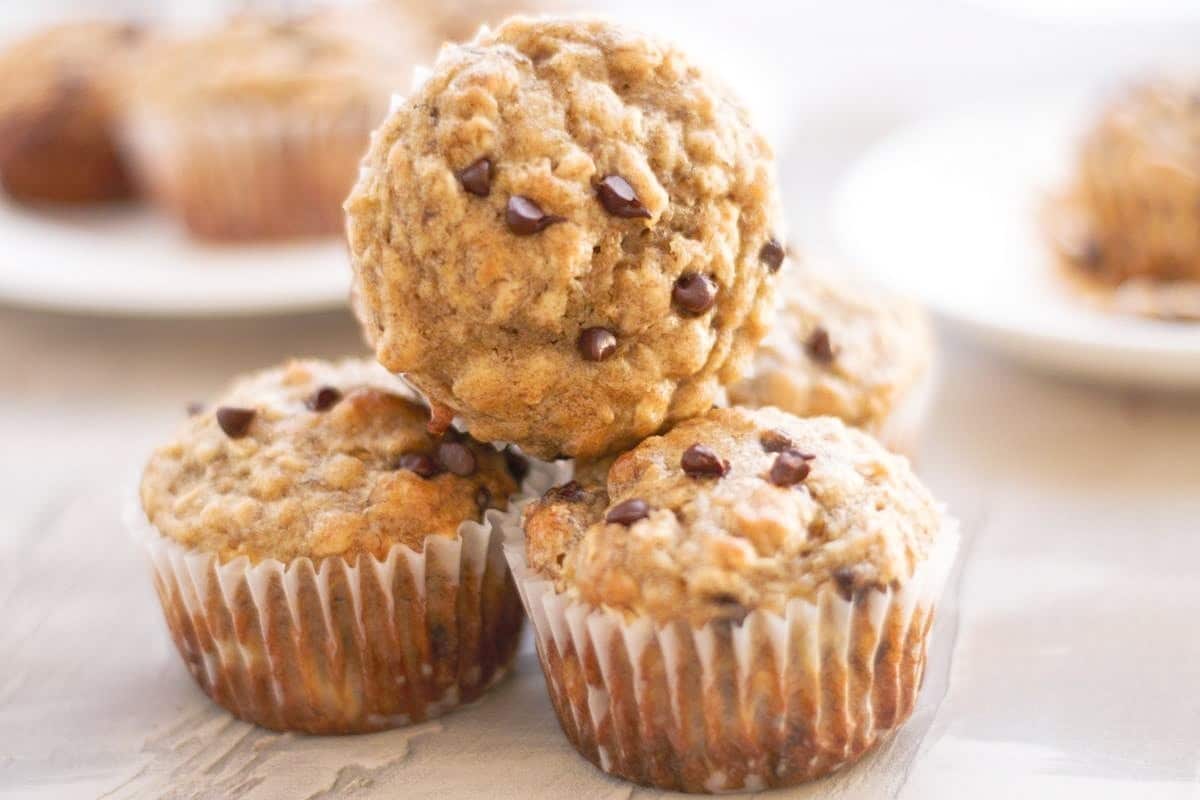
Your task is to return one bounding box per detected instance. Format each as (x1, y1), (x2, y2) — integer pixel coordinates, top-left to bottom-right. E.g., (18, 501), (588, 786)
(125, 457), (558, 734)
(501, 482), (959, 793)
(121, 102), (384, 240)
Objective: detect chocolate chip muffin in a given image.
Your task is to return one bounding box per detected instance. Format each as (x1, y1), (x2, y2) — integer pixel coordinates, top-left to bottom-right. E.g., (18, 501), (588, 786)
(727, 264), (935, 454)
(505, 406), (958, 791)
(1049, 78), (1200, 320)
(122, 7), (434, 240)
(0, 20), (145, 205)
(346, 17), (784, 460)
(134, 358), (529, 733)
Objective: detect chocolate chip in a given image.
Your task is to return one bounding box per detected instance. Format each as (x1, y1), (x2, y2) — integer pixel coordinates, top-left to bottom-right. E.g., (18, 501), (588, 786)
(503, 446), (530, 482)
(476, 486), (492, 511)
(116, 22), (144, 43)
(215, 407), (255, 438)
(456, 157), (493, 197)
(546, 481), (586, 502)
(606, 498), (650, 525)
(596, 175), (651, 219)
(760, 429), (793, 453)
(759, 238), (785, 272)
(305, 386), (342, 412)
(671, 273), (717, 315)
(186, 402), (204, 417)
(437, 440), (477, 477)
(506, 195), (565, 235)
(577, 327), (617, 361)
(832, 567), (858, 602)
(769, 450), (811, 487)
(805, 327), (836, 365)
(681, 444), (729, 478)
(1075, 238), (1104, 273)
(397, 452), (441, 478)
(708, 593), (750, 624)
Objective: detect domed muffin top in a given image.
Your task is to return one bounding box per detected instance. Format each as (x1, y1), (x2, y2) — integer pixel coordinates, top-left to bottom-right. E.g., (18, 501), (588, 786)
(140, 358), (522, 563)
(523, 406), (942, 625)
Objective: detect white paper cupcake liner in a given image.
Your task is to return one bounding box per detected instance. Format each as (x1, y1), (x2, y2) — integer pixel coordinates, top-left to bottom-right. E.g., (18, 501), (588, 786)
(126, 456), (557, 734)
(121, 101), (385, 240)
(501, 488), (959, 793)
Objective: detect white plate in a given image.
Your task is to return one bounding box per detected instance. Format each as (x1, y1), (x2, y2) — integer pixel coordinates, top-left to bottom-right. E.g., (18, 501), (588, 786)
(831, 95), (1200, 391)
(0, 200), (351, 317)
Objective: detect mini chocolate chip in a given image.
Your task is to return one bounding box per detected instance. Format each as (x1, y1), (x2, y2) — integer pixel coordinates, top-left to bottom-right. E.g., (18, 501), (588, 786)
(503, 446), (530, 482)
(215, 407), (255, 438)
(760, 429), (793, 453)
(456, 157), (493, 197)
(672, 273), (717, 315)
(306, 386), (342, 412)
(437, 441), (477, 477)
(546, 481), (586, 502)
(606, 498), (650, 526)
(806, 327), (836, 365)
(475, 486), (492, 511)
(832, 567), (858, 602)
(116, 22), (144, 43)
(596, 175), (651, 219)
(1076, 238), (1104, 273)
(397, 452), (441, 478)
(577, 327), (617, 361)
(186, 402), (204, 417)
(681, 444), (729, 478)
(759, 238), (785, 272)
(709, 593), (751, 624)
(769, 450), (811, 487)
(506, 195), (565, 235)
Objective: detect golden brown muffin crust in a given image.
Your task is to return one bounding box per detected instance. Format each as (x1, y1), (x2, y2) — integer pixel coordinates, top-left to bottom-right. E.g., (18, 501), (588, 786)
(140, 359), (519, 563)
(728, 264), (933, 434)
(346, 16), (783, 460)
(523, 407), (942, 626)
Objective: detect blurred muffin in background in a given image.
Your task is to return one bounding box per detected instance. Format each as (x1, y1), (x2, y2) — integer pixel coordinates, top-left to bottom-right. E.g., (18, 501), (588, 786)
(1050, 78), (1200, 320)
(0, 21), (146, 205)
(390, 0), (559, 44)
(121, 5), (434, 241)
(727, 263), (935, 455)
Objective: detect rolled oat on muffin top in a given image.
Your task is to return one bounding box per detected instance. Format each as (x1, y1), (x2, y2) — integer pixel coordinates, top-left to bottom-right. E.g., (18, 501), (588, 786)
(346, 16), (784, 461)
(522, 406), (942, 627)
(727, 264), (934, 442)
(140, 358), (521, 563)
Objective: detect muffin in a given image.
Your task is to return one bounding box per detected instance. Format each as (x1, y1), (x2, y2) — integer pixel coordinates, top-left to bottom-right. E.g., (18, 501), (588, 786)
(346, 17), (784, 460)
(1050, 78), (1200, 320)
(727, 264), (935, 454)
(0, 20), (145, 205)
(504, 407), (958, 792)
(132, 358), (530, 733)
(122, 7), (433, 240)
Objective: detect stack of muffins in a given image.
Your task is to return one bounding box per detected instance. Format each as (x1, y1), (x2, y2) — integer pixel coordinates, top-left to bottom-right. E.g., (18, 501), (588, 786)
(133, 16), (958, 793)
